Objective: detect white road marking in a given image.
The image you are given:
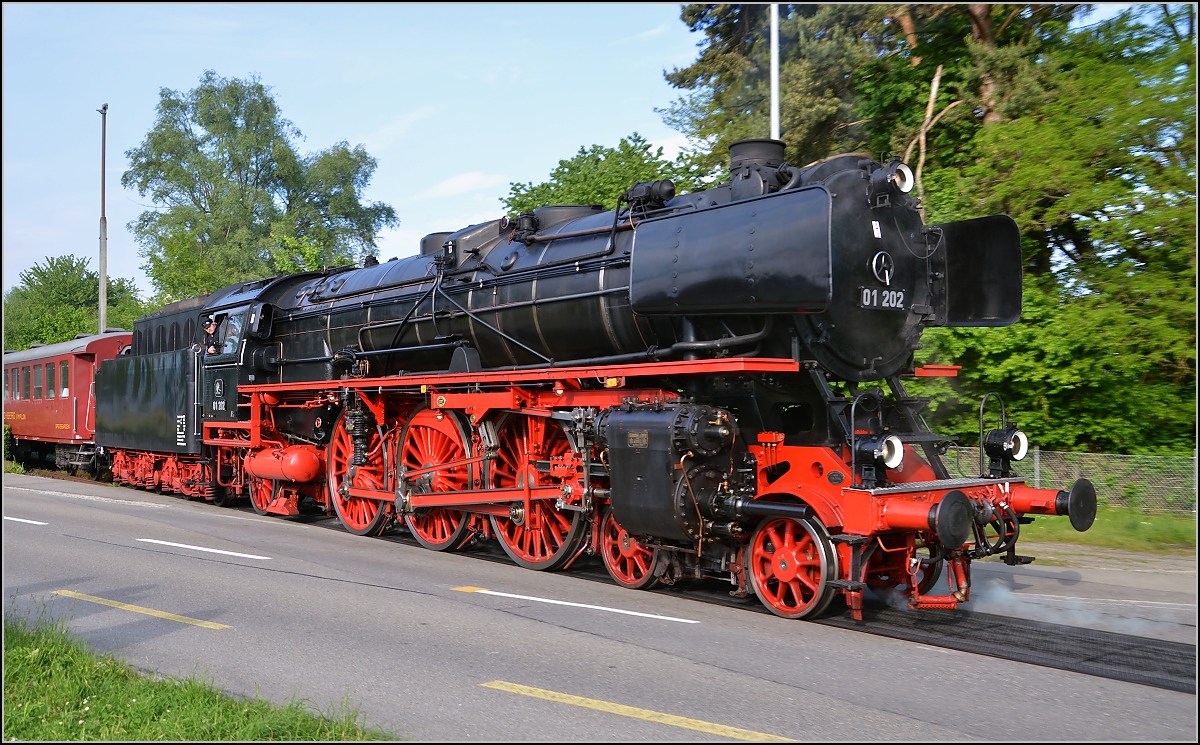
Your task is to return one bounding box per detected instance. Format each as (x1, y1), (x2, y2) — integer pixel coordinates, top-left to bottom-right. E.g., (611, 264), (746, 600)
(136, 539), (271, 560)
(4, 516), (48, 525)
(454, 587), (698, 623)
(5, 485), (277, 523)
(1013, 592), (1197, 608)
(5, 486), (166, 508)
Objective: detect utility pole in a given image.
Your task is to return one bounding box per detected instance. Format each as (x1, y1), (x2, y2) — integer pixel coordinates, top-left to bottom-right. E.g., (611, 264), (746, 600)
(98, 103), (108, 335)
(770, 4), (780, 140)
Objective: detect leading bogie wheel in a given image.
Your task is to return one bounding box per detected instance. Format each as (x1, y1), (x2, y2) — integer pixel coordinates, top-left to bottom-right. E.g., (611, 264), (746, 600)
(249, 476), (273, 516)
(211, 486), (237, 508)
(747, 515), (839, 619)
(488, 413), (587, 571)
(908, 535), (945, 595)
(599, 507), (663, 590)
(210, 460), (236, 508)
(327, 409), (392, 536)
(399, 407), (473, 551)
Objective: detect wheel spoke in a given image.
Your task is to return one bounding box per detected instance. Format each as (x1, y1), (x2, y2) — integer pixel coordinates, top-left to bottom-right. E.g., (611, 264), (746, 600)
(783, 578), (807, 607)
(795, 571), (819, 595)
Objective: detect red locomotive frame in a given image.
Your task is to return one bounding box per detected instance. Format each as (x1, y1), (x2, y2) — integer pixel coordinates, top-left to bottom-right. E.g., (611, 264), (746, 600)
(105, 355), (1083, 621)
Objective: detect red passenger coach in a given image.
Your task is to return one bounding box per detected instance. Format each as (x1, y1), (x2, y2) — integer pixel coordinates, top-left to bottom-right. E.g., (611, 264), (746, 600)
(3, 331), (131, 472)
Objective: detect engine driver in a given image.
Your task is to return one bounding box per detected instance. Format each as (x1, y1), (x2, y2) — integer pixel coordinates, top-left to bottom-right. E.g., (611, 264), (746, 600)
(203, 317), (219, 355)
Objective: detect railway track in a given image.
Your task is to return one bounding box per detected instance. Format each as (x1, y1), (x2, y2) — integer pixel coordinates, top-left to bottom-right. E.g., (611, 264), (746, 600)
(23, 469), (1195, 695)
(816, 604), (1196, 694)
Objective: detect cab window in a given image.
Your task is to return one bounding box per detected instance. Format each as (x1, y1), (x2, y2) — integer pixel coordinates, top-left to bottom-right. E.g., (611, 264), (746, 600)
(223, 313), (245, 355)
(60, 361), (69, 397)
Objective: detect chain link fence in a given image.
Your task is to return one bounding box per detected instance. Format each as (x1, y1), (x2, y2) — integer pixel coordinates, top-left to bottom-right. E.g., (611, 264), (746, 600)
(941, 446), (1197, 514)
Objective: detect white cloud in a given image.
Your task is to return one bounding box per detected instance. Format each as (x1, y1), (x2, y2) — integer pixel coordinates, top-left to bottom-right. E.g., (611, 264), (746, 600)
(421, 172), (509, 200)
(611, 23), (671, 45)
(355, 106), (438, 152)
(478, 65), (522, 86)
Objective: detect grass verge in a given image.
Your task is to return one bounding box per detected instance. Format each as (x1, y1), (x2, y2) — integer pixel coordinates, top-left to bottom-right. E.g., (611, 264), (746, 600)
(3, 606), (393, 741)
(1018, 505), (1195, 553)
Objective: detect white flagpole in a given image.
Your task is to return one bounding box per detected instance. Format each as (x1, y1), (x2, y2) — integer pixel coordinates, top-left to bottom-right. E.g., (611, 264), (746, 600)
(770, 4), (780, 140)
(98, 103), (108, 335)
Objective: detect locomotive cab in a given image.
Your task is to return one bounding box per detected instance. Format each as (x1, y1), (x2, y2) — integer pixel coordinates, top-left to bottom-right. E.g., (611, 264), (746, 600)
(200, 303), (279, 422)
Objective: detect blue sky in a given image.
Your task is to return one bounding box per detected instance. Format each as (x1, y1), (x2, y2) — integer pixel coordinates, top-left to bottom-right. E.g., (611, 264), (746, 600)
(2, 3), (704, 296)
(2, 3), (1129, 299)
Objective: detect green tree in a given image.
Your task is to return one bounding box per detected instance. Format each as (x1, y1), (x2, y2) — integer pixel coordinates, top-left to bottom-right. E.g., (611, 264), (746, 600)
(662, 4), (1195, 454)
(661, 4), (890, 172)
(661, 4), (1086, 173)
(915, 5), (1196, 454)
(3, 255), (146, 350)
(122, 70), (397, 302)
(269, 233), (327, 275)
(503, 133), (705, 214)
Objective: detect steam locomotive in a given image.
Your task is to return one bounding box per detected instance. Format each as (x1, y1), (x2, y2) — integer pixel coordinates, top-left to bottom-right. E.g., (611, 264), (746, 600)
(81, 138), (1096, 620)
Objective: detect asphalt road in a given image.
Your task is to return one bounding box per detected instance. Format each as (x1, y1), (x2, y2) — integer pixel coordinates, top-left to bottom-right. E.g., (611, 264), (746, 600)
(3, 473), (1195, 741)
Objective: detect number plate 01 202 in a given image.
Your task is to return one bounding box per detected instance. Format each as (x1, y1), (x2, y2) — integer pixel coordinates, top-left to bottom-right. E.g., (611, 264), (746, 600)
(858, 287), (908, 310)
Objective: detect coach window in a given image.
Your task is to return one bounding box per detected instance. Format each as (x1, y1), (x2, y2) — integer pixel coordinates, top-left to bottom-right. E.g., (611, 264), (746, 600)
(46, 364), (56, 399)
(60, 360), (69, 397)
(22, 366), (30, 400)
(33, 365), (42, 399)
(3, 369), (8, 400)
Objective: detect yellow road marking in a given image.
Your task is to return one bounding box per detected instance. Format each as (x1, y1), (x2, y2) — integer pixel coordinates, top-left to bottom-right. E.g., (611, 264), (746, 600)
(53, 590), (231, 630)
(480, 681), (792, 741)
(452, 586), (489, 592)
